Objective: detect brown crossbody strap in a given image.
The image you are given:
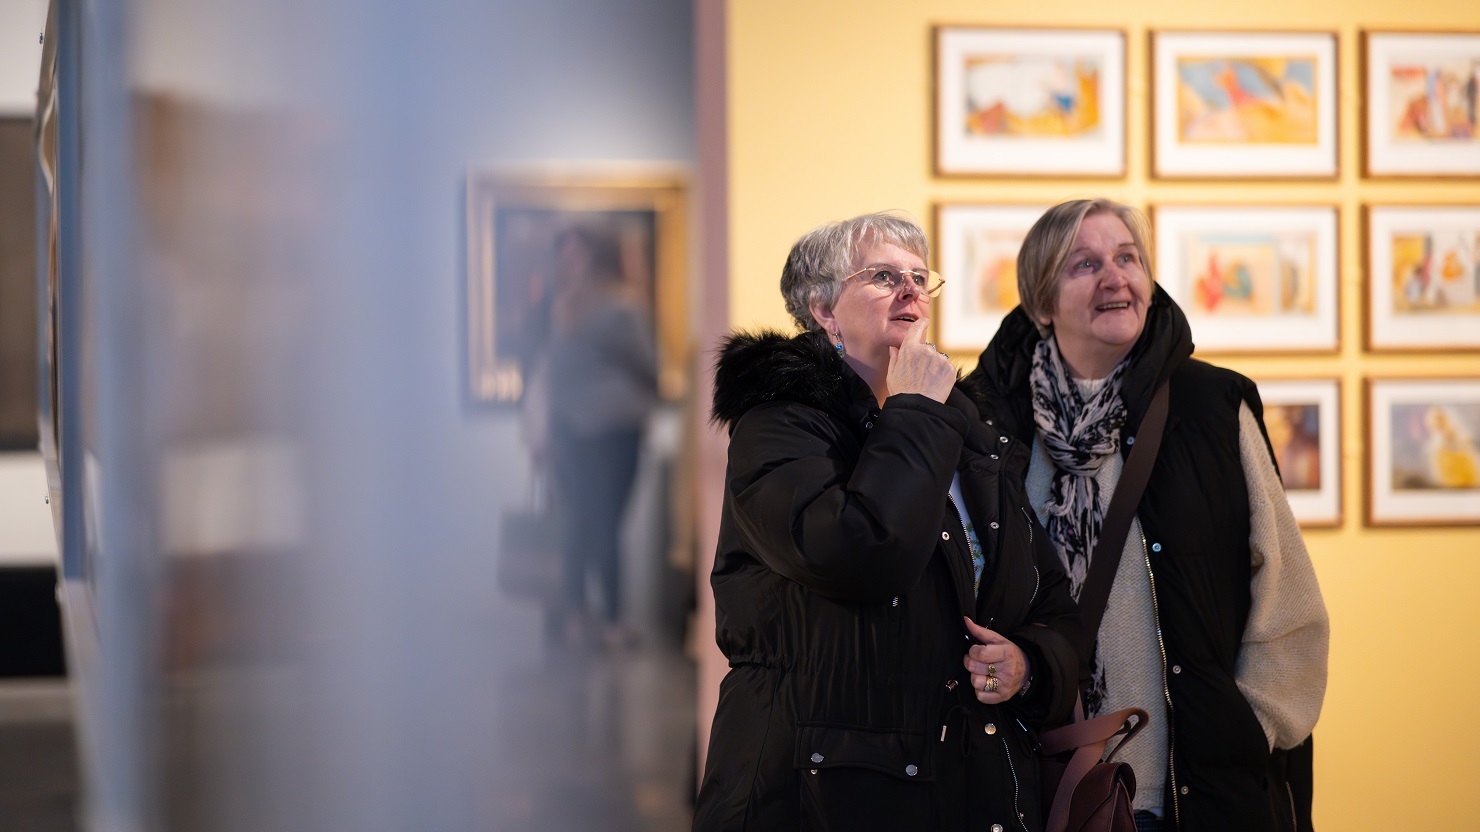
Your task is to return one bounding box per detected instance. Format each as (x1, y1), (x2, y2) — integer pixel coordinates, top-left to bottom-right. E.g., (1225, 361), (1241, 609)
(1074, 380), (1170, 654)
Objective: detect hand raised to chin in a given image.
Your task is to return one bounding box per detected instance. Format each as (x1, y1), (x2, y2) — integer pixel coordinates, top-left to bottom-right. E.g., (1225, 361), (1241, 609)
(886, 318), (954, 403)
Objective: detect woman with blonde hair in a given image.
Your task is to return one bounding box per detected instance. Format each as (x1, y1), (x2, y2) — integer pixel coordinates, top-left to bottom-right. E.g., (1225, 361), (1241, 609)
(962, 198), (1329, 832)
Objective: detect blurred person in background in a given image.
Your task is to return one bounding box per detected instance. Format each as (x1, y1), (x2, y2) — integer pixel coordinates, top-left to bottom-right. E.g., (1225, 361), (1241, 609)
(962, 198), (1329, 832)
(545, 224), (658, 647)
(694, 212), (1081, 830)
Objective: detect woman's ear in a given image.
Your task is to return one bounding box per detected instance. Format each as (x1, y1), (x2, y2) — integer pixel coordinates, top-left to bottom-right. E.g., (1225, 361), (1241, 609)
(810, 300), (837, 337)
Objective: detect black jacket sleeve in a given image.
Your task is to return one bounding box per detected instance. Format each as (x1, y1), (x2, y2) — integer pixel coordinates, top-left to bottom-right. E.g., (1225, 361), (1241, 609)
(725, 393), (969, 603)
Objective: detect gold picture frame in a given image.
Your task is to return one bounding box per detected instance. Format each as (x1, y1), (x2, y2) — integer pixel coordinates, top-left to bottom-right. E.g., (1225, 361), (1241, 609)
(1150, 30), (1339, 179)
(465, 169), (688, 404)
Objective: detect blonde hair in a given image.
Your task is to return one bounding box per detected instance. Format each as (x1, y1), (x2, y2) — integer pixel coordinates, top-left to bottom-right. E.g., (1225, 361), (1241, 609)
(1017, 199), (1154, 335)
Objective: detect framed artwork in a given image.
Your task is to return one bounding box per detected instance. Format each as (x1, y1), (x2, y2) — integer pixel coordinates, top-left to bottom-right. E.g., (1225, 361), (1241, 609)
(1366, 205), (1480, 351)
(1151, 31), (1338, 178)
(1152, 205), (1339, 352)
(934, 204), (1048, 351)
(934, 27), (1126, 177)
(1367, 378), (1480, 526)
(465, 169), (687, 404)
(1255, 379), (1342, 527)
(1362, 31), (1480, 177)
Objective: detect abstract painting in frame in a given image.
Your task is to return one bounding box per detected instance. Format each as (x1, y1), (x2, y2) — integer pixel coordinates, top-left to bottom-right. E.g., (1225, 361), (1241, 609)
(465, 170), (687, 404)
(1255, 378), (1342, 527)
(935, 27), (1126, 177)
(1153, 205), (1339, 352)
(1151, 31), (1338, 178)
(1363, 31), (1480, 177)
(1366, 205), (1480, 351)
(935, 204), (1048, 351)
(1367, 378), (1480, 526)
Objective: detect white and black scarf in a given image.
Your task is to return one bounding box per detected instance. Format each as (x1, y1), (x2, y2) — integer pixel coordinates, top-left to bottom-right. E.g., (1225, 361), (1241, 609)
(1029, 337), (1129, 599)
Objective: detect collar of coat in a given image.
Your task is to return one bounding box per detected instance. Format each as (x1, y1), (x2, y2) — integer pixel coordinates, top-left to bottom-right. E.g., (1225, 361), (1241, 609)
(710, 329), (874, 431)
(961, 284), (1194, 437)
(710, 329), (1018, 464)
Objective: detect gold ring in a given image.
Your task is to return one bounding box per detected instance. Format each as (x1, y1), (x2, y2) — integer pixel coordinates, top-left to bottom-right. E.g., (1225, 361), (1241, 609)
(984, 677), (999, 693)
(986, 663), (997, 676)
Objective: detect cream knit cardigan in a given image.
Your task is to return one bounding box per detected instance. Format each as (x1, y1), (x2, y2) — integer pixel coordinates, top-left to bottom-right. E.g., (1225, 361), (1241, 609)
(1027, 387), (1330, 815)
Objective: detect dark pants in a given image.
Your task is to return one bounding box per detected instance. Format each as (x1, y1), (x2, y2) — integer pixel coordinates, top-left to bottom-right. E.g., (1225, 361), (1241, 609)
(550, 425), (643, 622)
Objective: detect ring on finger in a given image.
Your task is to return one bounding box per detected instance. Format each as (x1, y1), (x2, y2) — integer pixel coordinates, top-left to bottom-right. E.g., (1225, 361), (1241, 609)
(983, 677), (999, 693)
(986, 663), (997, 677)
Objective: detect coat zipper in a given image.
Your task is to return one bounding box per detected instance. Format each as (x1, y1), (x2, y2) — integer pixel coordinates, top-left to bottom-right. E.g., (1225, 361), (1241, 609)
(945, 493), (976, 606)
(1020, 507), (1040, 607)
(1141, 531), (1180, 828)
(1286, 781), (1297, 832)
(999, 735), (1028, 832)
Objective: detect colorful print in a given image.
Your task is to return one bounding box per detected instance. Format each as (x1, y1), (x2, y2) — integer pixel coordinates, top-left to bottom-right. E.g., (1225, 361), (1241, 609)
(1389, 59), (1480, 142)
(1183, 232), (1317, 316)
(1265, 403), (1322, 491)
(963, 228), (1025, 315)
(964, 55), (1102, 138)
(1176, 56), (1319, 144)
(1390, 228), (1480, 314)
(1392, 403), (1480, 490)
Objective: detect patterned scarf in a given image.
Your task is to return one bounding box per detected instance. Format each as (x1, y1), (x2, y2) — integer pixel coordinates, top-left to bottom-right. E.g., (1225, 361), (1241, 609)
(1030, 337), (1129, 599)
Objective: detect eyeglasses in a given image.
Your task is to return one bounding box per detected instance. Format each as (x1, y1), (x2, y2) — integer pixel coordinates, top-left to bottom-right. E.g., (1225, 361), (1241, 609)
(842, 265), (945, 298)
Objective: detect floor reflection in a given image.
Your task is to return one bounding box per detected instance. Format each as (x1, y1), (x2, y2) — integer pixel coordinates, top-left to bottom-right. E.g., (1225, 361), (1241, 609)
(0, 680), (81, 832)
(482, 600), (697, 832)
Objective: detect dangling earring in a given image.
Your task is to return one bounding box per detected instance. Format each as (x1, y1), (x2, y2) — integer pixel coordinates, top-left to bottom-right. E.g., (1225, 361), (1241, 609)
(832, 331), (845, 358)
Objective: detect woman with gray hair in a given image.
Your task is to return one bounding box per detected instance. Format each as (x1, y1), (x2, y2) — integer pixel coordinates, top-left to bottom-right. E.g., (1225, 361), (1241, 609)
(695, 212), (1081, 830)
(962, 198), (1329, 831)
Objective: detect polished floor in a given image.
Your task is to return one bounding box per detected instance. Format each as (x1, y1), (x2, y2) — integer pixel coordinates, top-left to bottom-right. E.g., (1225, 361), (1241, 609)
(0, 604), (697, 832)
(0, 679), (80, 832)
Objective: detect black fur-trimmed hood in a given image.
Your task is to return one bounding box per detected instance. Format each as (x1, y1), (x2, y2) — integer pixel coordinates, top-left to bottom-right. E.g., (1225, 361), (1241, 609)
(711, 329), (863, 430)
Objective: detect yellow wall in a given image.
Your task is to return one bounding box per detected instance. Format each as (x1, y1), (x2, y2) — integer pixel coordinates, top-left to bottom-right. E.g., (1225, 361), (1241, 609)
(726, 1), (1480, 828)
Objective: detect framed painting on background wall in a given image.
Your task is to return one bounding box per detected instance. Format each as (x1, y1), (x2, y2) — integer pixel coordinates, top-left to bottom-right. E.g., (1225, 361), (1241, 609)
(934, 204), (1048, 351)
(1367, 378), (1480, 526)
(1255, 379), (1342, 527)
(1362, 31), (1480, 177)
(1366, 206), (1480, 351)
(1152, 205), (1339, 353)
(934, 27), (1126, 177)
(1151, 31), (1338, 179)
(464, 169), (687, 404)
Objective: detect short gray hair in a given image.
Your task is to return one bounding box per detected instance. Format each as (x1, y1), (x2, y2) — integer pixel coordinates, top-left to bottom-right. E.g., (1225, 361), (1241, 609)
(780, 211), (929, 332)
(1017, 198), (1155, 336)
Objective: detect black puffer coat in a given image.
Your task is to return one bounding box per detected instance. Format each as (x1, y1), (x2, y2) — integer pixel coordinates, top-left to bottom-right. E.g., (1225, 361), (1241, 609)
(962, 286), (1315, 832)
(694, 330), (1081, 832)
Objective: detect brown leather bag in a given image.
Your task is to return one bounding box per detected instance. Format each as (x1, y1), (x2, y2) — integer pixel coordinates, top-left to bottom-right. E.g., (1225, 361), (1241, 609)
(1037, 704), (1148, 832)
(1038, 380), (1170, 832)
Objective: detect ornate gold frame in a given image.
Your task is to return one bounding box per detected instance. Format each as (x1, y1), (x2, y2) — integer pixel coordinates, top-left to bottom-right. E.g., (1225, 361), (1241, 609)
(465, 169), (688, 403)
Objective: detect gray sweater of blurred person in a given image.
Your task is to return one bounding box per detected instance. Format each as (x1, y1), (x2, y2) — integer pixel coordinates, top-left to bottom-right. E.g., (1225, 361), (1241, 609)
(546, 294), (658, 436)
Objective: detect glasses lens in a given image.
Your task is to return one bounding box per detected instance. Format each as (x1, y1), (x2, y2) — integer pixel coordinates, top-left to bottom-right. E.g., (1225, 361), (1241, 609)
(869, 269), (900, 291)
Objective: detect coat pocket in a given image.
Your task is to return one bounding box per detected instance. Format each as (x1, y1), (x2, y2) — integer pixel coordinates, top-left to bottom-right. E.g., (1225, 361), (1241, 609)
(793, 723), (935, 831)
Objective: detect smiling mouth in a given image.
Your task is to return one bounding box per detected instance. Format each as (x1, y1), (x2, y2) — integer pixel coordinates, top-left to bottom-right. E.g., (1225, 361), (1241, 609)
(1096, 301), (1131, 312)
(891, 315), (919, 323)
